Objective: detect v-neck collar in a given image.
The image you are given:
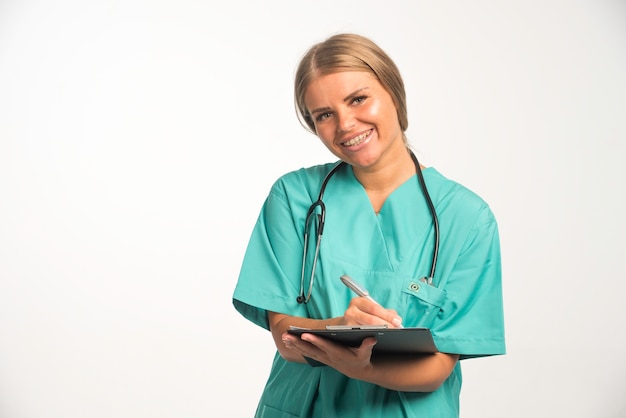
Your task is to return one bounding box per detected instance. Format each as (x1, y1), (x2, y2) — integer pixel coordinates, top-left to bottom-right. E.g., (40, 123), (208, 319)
(319, 164), (436, 271)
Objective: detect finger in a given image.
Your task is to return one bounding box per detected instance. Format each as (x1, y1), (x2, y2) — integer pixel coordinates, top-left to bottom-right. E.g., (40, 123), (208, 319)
(352, 336), (377, 355)
(347, 299), (403, 328)
(360, 336), (377, 349)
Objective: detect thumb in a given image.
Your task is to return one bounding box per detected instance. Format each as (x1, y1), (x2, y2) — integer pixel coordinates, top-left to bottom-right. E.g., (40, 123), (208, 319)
(359, 337), (377, 351)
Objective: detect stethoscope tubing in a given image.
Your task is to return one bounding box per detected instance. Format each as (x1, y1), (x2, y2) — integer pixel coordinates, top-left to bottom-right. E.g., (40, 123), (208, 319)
(298, 150), (439, 303)
(410, 151), (439, 281)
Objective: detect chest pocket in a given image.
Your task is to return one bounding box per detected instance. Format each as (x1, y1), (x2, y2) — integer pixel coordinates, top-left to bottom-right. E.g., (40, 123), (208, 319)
(401, 279), (447, 329)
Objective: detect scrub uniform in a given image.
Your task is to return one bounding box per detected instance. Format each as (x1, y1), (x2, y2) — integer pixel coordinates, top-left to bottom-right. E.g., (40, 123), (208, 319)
(233, 162), (505, 418)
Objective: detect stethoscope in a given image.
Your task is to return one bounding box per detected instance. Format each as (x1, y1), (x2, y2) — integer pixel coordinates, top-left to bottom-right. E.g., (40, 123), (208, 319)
(297, 150), (440, 304)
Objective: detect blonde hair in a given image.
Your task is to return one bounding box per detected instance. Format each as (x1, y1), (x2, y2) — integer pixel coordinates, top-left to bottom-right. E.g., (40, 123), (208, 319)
(294, 33), (408, 136)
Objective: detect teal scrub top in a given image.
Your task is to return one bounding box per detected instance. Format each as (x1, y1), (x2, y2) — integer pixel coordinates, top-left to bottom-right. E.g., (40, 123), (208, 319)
(233, 162), (505, 418)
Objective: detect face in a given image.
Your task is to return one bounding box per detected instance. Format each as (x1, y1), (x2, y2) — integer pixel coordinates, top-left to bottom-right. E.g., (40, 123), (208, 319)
(304, 71), (405, 171)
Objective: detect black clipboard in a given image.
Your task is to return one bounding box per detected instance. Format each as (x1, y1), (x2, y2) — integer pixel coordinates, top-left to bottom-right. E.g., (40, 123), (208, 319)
(287, 326), (438, 367)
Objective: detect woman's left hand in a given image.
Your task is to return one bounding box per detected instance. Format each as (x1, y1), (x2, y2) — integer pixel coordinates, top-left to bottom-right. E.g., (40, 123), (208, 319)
(281, 331), (377, 376)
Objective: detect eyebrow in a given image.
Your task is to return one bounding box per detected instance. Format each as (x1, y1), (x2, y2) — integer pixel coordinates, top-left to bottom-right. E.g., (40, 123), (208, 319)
(309, 87), (371, 116)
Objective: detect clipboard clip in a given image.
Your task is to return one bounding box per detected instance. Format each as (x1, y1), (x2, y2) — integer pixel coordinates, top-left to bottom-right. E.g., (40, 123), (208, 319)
(325, 325), (388, 331)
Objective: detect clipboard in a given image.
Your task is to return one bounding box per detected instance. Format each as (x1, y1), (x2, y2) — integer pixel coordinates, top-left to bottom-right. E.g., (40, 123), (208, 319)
(287, 326), (438, 367)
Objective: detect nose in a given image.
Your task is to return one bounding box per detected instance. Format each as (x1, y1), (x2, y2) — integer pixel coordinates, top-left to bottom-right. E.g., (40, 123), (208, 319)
(336, 109), (356, 133)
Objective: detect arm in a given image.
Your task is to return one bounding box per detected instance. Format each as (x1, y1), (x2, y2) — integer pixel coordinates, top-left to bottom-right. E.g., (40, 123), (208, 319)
(355, 350), (459, 392)
(269, 312), (342, 363)
(268, 297), (403, 363)
(269, 304), (458, 392)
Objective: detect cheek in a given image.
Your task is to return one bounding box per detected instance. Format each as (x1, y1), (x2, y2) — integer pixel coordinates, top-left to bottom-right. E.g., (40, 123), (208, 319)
(362, 100), (394, 129)
(315, 128), (343, 157)
(374, 100), (402, 133)
(379, 99), (400, 120)
(314, 123), (336, 143)
(365, 101), (381, 118)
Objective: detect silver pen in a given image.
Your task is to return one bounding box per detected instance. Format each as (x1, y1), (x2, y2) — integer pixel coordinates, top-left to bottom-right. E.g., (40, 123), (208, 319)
(340, 274), (380, 305)
(340, 274), (404, 328)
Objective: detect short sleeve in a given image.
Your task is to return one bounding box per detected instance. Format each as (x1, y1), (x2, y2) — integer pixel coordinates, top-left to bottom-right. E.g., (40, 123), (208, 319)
(232, 183), (308, 330)
(431, 205), (506, 359)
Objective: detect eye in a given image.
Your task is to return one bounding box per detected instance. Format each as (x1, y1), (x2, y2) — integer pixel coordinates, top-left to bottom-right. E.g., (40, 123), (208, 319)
(351, 95), (367, 105)
(315, 112), (333, 122)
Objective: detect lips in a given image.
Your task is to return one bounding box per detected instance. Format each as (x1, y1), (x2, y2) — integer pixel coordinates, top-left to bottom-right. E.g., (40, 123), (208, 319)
(341, 129), (372, 147)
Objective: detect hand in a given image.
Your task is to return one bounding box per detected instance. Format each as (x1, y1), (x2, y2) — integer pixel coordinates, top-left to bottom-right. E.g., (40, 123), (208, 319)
(281, 331), (377, 376)
(277, 298), (401, 375)
(341, 297), (403, 328)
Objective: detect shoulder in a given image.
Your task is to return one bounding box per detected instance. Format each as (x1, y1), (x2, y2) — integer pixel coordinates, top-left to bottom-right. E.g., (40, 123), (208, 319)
(269, 161), (343, 201)
(424, 168), (496, 224)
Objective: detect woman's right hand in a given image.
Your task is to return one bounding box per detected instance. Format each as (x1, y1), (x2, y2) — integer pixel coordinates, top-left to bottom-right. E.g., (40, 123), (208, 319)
(341, 297), (403, 328)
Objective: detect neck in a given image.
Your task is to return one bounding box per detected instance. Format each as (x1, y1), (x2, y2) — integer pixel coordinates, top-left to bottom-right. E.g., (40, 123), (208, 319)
(353, 147), (419, 215)
(353, 147), (416, 193)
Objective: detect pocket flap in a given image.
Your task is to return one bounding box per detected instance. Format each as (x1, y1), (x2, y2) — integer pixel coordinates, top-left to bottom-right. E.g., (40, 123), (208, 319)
(401, 278), (446, 307)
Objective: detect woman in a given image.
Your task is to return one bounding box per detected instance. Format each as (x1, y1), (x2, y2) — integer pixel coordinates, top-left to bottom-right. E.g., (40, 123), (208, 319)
(233, 33), (505, 417)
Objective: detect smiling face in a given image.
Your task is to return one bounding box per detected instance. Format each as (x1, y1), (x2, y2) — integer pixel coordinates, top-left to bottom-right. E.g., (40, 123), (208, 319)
(304, 71), (406, 171)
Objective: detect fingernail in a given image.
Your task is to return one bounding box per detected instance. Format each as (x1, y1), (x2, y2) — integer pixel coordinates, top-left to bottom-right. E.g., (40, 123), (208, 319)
(392, 317), (402, 327)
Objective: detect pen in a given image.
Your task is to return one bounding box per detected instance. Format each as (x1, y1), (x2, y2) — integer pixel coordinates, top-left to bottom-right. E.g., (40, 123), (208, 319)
(340, 274), (380, 305)
(340, 274), (404, 328)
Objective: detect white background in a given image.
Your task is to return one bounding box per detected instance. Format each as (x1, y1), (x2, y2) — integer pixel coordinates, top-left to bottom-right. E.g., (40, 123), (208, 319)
(1, 1), (625, 417)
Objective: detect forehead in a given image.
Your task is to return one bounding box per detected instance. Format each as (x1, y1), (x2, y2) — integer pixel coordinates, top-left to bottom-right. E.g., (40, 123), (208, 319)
(304, 71), (381, 107)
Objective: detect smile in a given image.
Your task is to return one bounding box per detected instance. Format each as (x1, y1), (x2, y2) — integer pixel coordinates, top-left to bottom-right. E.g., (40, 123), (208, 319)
(341, 129), (372, 147)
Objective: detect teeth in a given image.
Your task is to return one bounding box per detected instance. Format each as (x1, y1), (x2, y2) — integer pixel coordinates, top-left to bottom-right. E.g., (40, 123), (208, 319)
(343, 130), (370, 147)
